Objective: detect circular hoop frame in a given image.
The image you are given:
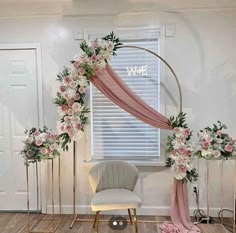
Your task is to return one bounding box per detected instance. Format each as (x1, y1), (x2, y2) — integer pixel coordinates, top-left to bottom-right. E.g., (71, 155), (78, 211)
(117, 45), (182, 113)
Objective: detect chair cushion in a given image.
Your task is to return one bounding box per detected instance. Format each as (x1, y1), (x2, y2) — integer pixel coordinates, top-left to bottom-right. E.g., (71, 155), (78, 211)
(91, 189), (141, 211)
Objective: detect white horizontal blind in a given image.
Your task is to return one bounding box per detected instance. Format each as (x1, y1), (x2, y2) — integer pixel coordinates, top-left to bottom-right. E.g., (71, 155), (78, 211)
(90, 30), (160, 160)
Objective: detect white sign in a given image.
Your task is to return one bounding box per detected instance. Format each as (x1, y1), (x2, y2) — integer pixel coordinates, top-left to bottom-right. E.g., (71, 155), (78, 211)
(126, 65), (147, 76)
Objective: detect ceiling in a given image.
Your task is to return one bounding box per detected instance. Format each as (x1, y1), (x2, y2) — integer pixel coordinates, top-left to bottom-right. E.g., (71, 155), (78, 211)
(0, 0), (235, 17)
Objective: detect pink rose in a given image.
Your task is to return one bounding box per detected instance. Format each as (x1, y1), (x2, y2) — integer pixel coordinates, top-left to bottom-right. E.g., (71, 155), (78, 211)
(213, 150), (221, 158)
(69, 81), (77, 88)
(229, 137), (233, 142)
(67, 108), (73, 115)
(78, 68), (86, 75)
(225, 144), (233, 152)
(217, 130), (222, 136)
(27, 137), (34, 144)
(59, 85), (66, 92)
(74, 93), (80, 100)
(73, 61), (80, 69)
(61, 105), (68, 112)
(68, 131), (75, 138)
(92, 41), (99, 48)
(106, 42), (114, 51)
(40, 147), (48, 155)
(63, 93), (69, 100)
(184, 149), (192, 157)
(64, 76), (71, 83)
(72, 102), (80, 111)
(171, 150), (177, 156)
(217, 139), (223, 144)
(202, 141), (210, 149)
(67, 100), (74, 108)
(178, 146), (185, 154)
(60, 125), (64, 132)
(91, 54), (98, 61)
(183, 128), (191, 137)
(64, 116), (70, 122)
(65, 125), (72, 131)
(206, 136), (212, 142)
(35, 139), (43, 146)
(173, 127), (180, 134)
(75, 123), (82, 131)
(45, 133), (51, 140)
(79, 87), (86, 93)
(180, 166), (187, 173)
(49, 144), (55, 151)
(34, 130), (40, 137)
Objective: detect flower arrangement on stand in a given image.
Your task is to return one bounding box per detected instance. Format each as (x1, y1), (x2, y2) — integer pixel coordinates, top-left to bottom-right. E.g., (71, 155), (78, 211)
(195, 121), (236, 159)
(20, 126), (61, 163)
(165, 112), (198, 182)
(53, 32), (122, 150)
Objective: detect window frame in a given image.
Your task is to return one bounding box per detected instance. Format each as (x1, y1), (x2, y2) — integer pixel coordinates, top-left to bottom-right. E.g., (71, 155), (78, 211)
(85, 27), (167, 166)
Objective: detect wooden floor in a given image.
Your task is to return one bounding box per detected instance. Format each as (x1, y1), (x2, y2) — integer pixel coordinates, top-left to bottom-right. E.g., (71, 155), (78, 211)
(0, 213), (231, 233)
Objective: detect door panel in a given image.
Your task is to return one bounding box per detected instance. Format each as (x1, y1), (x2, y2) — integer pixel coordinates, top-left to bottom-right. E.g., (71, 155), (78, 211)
(0, 49), (39, 210)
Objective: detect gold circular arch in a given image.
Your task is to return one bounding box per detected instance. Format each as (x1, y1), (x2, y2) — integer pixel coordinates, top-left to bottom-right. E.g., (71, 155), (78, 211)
(117, 45), (183, 113)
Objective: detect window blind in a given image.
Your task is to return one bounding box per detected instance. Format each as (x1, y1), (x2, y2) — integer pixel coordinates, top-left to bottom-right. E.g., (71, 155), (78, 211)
(90, 31), (160, 160)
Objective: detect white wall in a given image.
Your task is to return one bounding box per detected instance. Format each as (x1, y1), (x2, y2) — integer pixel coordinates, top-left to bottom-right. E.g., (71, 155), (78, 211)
(0, 7), (236, 217)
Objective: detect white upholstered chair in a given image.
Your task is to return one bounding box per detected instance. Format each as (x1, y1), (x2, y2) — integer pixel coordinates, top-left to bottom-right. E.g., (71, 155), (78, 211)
(88, 160), (141, 233)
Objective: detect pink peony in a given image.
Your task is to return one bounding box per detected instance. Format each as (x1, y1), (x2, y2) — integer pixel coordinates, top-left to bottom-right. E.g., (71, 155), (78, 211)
(225, 144), (233, 152)
(78, 68), (86, 75)
(74, 93), (80, 100)
(73, 61), (80, 69)
(64, 76), (71, 83)
(35, 139), (43, 146)
(61, 105), (68, 112)
(72, 102), (80, 111)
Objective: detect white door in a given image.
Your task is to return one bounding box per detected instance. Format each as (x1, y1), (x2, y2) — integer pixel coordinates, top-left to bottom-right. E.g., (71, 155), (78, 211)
(0, 49), (40, 210)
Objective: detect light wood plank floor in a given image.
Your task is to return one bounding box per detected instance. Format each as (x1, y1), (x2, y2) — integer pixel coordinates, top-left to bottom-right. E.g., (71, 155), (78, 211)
(0, 213), (231, 233)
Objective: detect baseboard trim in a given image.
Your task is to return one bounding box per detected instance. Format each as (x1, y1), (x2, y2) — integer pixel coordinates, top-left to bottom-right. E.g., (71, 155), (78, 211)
(45, 205), (232, 217)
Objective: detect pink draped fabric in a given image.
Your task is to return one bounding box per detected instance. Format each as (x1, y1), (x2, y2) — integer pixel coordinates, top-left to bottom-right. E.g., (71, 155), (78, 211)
(91, 64), (172, 130)
(91, 64), (200, 233)
(160, 180), (200, 233)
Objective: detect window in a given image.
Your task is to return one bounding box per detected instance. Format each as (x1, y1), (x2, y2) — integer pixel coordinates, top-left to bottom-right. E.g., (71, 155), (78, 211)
(90, 30), (161, 161)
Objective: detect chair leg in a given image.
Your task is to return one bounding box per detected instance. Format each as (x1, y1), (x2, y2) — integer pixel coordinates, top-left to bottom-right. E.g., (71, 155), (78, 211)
(128, 209), (133, 224)
(93, 211), (98, 228)
(133, 209), (138, 233)
(96, 211), (100, 233)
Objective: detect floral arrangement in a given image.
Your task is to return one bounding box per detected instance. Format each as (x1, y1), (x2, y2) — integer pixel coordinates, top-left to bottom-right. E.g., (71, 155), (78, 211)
(20, 127), (60, 162)
(166, 112), (198, 182)
(195, 121), (236, 159)
(53, 32), (122, 150)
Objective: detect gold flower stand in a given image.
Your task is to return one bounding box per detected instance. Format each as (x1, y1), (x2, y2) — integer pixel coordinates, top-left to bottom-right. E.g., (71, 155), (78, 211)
(25, 157), (61, 233)
(206, 158), (236, 232)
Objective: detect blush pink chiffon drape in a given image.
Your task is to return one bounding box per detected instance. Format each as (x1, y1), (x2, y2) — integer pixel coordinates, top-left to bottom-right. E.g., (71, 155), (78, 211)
(91, 64), (200, 233)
